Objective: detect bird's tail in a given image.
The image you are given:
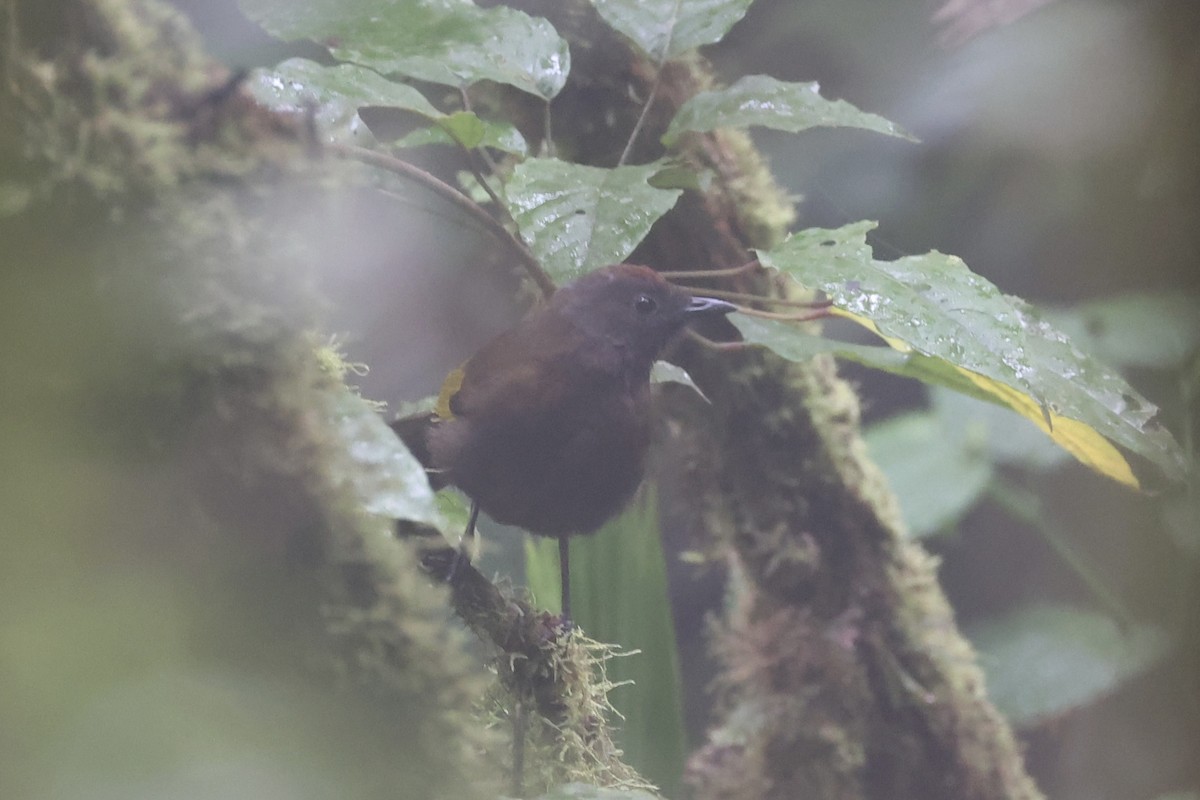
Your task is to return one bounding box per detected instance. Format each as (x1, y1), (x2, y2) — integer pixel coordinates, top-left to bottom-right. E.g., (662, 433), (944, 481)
(389, 413), (447, 491)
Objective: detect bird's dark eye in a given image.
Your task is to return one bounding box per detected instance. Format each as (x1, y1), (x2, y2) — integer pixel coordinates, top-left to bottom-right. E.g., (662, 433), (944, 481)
(633, 294), (658, 315)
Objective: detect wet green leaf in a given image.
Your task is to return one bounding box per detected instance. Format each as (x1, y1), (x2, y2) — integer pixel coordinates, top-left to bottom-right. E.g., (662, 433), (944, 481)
(396, 114), (529, 156)
(590, 0), (754, 61)
(864, 410), (993, 537)
(968, 605), (1168, 726)
(748, 222), (1188, 486)
(240, 0), (569, 99)
(249, 58), (439, 144)
(505, 159), (682, 281)
(323, 389), (442, 527)
(663, 75), (914, 146)
(647, 163), (712, 192)
(433, 110), (485, 148)
(251, 59), (530, 157)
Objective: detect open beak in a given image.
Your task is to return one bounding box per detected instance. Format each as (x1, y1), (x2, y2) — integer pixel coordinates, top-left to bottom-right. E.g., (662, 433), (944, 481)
(685, 296), (738, 316)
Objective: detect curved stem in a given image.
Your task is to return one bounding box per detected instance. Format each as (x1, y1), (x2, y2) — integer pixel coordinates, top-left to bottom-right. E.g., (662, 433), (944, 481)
(735, 306), (834, 322)
(660, 260), (761, 280)
(617, 67), (663, 167)
(685, 328), (752, 352)
(330, 143), (556, 299)
(542, 101), (555, 158)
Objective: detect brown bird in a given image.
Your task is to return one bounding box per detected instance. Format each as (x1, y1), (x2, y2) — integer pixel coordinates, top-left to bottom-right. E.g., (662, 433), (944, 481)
(393, 263), (736, 618)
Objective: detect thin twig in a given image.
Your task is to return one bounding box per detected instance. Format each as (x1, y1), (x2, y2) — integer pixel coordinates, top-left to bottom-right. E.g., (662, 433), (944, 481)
(542, 101), (555, 158)
(617, 69), (663, 167)
(660, 260), (761, 280)
(374, 188), (511, 243)
(736, 306), (835, 322)
(512, 698), (526, 798)
(672, 286), (834, 310)
(686, 328), (752, 352)
(330, 143), (556, 299)
(458, 145), (507, 210)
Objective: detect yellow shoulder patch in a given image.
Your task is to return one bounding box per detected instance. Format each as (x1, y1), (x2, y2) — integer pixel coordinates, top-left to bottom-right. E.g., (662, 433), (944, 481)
(435, 365), (466, 420)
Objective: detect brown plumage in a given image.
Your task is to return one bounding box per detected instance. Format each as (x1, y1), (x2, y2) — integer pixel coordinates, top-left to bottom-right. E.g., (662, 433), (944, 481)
(393, 264), (735, 615)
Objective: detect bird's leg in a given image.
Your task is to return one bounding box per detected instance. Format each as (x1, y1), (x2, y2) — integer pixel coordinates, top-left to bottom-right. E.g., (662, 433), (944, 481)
(511, 697), (526, 798)
(446, 500), (480, 584)
(559, 536), (571, 621)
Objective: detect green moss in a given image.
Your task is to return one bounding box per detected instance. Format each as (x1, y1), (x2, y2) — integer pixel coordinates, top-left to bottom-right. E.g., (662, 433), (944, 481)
(6, 0), (307, 213)
(5, 1), (500, 796)
(491, 628), (659, 796)
(715, 128), (796, 251)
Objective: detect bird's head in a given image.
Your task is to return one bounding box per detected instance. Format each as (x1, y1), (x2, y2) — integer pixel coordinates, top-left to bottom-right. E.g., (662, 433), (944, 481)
(553, 264), (736, 368)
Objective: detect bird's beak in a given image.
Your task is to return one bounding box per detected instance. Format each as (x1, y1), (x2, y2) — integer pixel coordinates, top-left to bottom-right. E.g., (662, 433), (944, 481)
(685, 296), (738, 316)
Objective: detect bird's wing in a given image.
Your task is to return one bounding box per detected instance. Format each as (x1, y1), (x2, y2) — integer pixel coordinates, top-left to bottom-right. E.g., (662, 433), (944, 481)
(439, 312), (584, 422)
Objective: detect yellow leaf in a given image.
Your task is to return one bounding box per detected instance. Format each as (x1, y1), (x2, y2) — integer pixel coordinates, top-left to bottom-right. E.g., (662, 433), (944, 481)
(831, 307), (1140, 489)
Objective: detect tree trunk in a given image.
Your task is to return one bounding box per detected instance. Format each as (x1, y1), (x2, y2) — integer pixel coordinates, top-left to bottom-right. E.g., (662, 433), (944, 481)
(512, 2), (1045, 798)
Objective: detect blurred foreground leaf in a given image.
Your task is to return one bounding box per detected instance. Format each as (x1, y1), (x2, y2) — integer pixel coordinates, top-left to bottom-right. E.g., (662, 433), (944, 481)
(1048, 291), (1200, 371)
(931, 388), (1070, 472)
(864, 410), (992, 537)
(968, 605), (1168, 726)
(324, 388), (443, 528)
(864, 387), (1075, 536)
